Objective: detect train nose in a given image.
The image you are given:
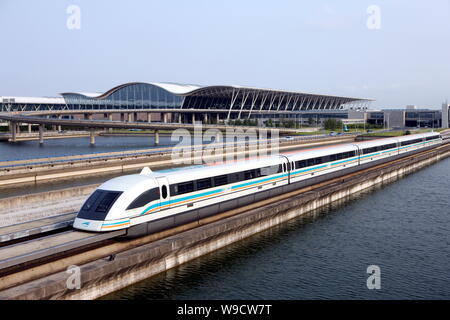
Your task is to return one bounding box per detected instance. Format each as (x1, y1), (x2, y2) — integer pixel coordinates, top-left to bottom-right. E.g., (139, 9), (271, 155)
(73, 218), (104, 231)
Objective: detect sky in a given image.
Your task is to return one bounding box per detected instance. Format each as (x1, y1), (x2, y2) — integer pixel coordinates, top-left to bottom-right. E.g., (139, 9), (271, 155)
(0, 0), (449, 109)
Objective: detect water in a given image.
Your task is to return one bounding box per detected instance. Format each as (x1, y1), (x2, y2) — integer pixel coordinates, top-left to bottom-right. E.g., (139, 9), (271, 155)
(103, 157), (450, 300)
(0, 135), (178, 161)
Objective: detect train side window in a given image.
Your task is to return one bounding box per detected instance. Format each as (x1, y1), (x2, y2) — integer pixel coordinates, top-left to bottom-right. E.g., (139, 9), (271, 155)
(307, 158), (315, 167)
(228, 173), (240, 183)
(196, 178), (212, 190)
(261, 165), (278, 176)
(214, 175), (228, 186)
(127, 187), (160, 210)
(177, 181), (194, 195)
(244, 170), (254, 180)
(296, 160), (306, 168)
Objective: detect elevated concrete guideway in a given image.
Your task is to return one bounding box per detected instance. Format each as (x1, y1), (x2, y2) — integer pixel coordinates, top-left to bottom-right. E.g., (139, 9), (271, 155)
(0, 112), (301, 145)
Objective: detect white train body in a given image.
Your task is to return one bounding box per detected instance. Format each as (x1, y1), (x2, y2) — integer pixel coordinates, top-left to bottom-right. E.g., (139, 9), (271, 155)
(73, 132), (442, 236)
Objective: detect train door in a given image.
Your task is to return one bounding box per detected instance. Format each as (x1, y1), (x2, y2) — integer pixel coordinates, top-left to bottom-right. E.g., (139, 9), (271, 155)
(156, 176), (171, 209)
(279, 155), (291, 184)
(395, 139), (401, 155)
(352, 144), (361, 166)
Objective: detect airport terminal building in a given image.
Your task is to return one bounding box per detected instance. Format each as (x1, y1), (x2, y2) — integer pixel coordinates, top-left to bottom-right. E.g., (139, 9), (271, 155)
(0, 82), (372, 125)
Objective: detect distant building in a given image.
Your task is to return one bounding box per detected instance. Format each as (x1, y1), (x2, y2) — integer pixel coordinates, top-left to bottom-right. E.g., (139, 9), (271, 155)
(367, 107), (441, 129)
(442, 102), (450, 128)
(0, 82), (372, 125)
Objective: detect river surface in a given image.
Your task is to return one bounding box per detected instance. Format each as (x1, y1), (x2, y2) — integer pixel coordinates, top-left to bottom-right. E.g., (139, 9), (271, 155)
(102, 157), (450, 300)
(0, 135), (181, 161)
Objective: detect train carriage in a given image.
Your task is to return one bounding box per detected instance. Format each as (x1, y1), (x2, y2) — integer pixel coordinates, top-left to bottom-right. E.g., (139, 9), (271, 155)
(73, 132), (442, 236)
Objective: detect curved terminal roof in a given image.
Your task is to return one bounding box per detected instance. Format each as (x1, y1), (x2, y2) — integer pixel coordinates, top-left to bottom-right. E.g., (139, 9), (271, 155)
(60, 81), (374, 102)
(61, 82), (203, 99)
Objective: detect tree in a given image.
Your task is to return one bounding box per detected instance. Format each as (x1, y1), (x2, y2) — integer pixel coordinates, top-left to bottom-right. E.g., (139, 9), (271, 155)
(265, 119), (273, 127)
(323, 118), (343, 131)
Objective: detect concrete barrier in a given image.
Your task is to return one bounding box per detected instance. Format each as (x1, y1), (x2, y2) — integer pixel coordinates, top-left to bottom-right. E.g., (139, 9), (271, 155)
(0, 185), (98, 227)
(0, 185), (97, 211)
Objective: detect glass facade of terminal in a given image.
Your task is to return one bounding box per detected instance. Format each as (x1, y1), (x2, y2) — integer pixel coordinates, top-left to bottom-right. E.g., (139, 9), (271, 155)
(62, 83), (183, 109)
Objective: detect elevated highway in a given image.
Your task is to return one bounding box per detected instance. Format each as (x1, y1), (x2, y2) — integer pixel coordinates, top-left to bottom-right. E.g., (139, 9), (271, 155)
(0, 112), (303, 145)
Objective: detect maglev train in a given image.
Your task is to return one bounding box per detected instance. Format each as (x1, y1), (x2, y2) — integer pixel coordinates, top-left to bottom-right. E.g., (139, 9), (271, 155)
(73, 132), (442, 236)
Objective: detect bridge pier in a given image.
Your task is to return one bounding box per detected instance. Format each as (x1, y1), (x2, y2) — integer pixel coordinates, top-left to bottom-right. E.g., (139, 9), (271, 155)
(10, 122), (17, 143)
(108, 114), (113, 133)
(203, 113), (208, 124)
(127, 113), (133, 123)
(90, 128), (95, 145)
(28, 124), (32, 134)
(215, 131), (221, 143)
(154, 130), (160, 146)
(147, 113), (152, 123)
(38, 124), (44, 145)
(160, 113), (168, 123)
(192, 113), (195, 124)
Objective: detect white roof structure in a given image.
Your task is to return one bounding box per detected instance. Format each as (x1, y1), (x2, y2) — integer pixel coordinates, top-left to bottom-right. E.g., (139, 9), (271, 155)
(0, 96), (65, 104)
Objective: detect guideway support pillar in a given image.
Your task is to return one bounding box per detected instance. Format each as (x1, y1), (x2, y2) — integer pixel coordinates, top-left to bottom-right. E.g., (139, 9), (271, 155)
(90, 128), (95, 145)
(108, 114), (113, 133)
(39, 124), (44, 145)
(154, 130), (160, 146)
(10, 121), (17, 143)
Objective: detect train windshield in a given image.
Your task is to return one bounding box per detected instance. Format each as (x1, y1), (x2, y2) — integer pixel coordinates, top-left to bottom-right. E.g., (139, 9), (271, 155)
(77, 190), (123, 220)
